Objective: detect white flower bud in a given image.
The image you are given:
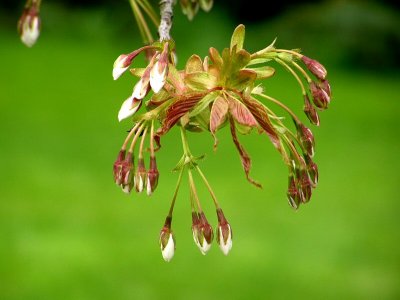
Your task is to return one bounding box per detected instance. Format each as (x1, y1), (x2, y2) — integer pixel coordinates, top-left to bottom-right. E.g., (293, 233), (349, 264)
(117, 96), (142, 122)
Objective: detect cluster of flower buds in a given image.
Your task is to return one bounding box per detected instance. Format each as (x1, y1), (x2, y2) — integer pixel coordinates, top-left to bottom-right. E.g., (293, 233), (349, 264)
(18, 0), (41, 48)
(112, 42), (172, 122)
(113, 123), (159, 196)
(179, 0), (213, 20)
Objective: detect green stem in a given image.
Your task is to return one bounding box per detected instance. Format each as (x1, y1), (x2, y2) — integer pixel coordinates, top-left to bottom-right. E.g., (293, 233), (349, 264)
(138, 126), (148, 159)
(257, 93), (301, 125)
(291, 61), (313, 83)
(122, 122), (142, 150)
(168, 166), (184, 217)
(188, 169), (202, 212)
(275, 57), (307, 95)
(137, 0), (160, 27)
(180, 126), (191, 156)
(195, 166), (220, 209)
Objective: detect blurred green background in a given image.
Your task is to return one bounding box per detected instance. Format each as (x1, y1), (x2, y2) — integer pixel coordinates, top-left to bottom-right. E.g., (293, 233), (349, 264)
(1, 0), (399, 299)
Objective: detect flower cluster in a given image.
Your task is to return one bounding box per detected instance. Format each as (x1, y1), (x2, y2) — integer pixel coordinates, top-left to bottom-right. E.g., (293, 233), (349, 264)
(18, 0), (41, 48)
(112, 24), (332, 261)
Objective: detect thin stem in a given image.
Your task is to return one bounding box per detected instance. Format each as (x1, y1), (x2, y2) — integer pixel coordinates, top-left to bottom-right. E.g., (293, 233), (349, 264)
(168, 166), (184, 217)
(195, 166), (220, 209)
(129, 0), (154, 43)
(275, 58), (307, 95)
(257, 93), (301, 124)
(122, 122), (142, 150)
(150, 120), (155, 157)
(275, 49), (302, 58)
(138, 126), (148, 159)
(158, 0), (174, 41)
(180, 126), (190, 156)
(291, 61), (313, 83)
(137, 0), (160, 27)
(128, 123), (145, 153)
(188, 169), (202, 212)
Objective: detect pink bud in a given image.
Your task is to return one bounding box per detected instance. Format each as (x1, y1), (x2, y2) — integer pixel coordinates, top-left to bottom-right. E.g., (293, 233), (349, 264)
(113, 150), (126, 185)
(310, 82), (330, 110)
(301, 56), (327, 80)
(287, 175), (301, 209)
(159, 216), (175, 262)
(297, 123), (315, 157)
(216, 209), (233, 255)
(120, 153), (135, 193)
(303, 95), (320, 126)
(135, 158), (147, 193)
(146, 156), (159, 196)
(18, 6), (40, 48)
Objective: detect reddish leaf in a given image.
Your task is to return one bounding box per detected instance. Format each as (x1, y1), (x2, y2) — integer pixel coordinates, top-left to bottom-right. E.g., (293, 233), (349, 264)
(227, 95), (258, 127)
(210, 96), (229, 133)
(229, 118), (262, 188)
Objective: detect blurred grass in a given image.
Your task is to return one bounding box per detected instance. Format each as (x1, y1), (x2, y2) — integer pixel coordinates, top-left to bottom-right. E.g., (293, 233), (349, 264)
(1, 6), (400, 300)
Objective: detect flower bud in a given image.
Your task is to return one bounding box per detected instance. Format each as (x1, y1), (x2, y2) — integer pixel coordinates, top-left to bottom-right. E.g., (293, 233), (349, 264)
(287, 175), (301, 209)
(159, 217), (175, 262)
(118, 96), (142, 122)
(297, 123), (315, 157)
(301, 56), (327, 80)
(135, 158), (147, 193)
(199, 0), (213, 12)
(320, 79), (331, 97)
(132, 67), (152, 100)
(112, 54), (132, 80)
(216, 209), (233, 255)
(18, 7), (40, 48)
(146, 156), (159, 196)
(150, 43), (169, 93)
(192, 212), (214, 255)
(299, 170), (312, 203)
(310, 82), (330, 110)
(303, 95), (320, 126)
(113, 150), (126, 185)
(304, 155), (318, 186)
(120, 152), (135, 193)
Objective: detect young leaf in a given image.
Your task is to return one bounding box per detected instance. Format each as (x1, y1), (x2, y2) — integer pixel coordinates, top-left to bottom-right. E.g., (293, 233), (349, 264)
(185, 72), (217, 91)
(210, 96), (229, 133)
(245, 66), (275, 79)
(230, 24), (245, 52)
(228, 96), (258, 127)
(189, 91), (218, 117)
(185, 54), (204, 74)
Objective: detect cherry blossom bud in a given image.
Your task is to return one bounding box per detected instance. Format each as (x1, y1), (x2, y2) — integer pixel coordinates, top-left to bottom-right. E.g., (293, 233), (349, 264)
(192, 212), (213, 255)
(118, 95), (142, 122)
(301, 56), (327, 80)
(287, 175), (301, 209)
(134, 158), (147, 193)
(132, 68), (151, 100)
(297, 123), (315, 157)
(146, 156), (159, 196)
(216, 209), (233, 255)
(159, 216), (175, 262)
(150, 43), (169, 93)
(299, 170), (312, 203)
(303, 95), (320, 126)
(18, 7), (40, 48)
(112, 54), (132, 80)
(304, 155), (319, 186)
(320, 79), (331, 97)
(310, 82), (330, 110)
(120, 152), (135, 194)
(113, 150), (126, 185)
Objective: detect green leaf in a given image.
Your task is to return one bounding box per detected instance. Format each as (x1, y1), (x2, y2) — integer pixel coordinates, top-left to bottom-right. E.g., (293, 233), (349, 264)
(184, 72), (217, 91)
(167, 64), (185, 92)
(209, 47), (223, 69)
(228, 69), (257, 91)
(189, 91), (219, 117)
(185, 55), (204, 74)
(129, 68), (146, 77)
(230, 24), (245, 52)
(245, 66), (275, 79)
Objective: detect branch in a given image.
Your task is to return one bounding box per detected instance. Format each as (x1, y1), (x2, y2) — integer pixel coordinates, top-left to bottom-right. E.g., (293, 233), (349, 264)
(158, 0), (174, 41)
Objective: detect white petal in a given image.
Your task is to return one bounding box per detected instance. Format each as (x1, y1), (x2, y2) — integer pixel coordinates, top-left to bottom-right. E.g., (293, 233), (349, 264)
(121, 184), (131, 194)
(118, 96), (140, 122)
(150, 61), (167, 93)
(21, 17), (40, 47)
(132, 78), (148, 100)
(199, 240), (211, 255)
(146, 177), (152, 196)
(137, 176), (144, 193)
(218, 225), (233, 256)
(113, 66), (128, 80)
(161, 235), (175, 262)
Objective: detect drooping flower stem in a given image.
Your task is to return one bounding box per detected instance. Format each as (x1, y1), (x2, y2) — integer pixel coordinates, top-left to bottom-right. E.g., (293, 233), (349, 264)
(291, 61), (313, 83)
(195, 166), (220, 209)
(158, 0), (175, 41)
(129, 0), (154, 43)
(275, 48), (303, 59)
(168, 166), (185, 217)
(136, 0), (160, 28)
(150, 120), (155, 157)
(138, 126), (148, 159)
(180, 125), (191, 157)
(188, 169), (203, 212)
(121, 122), (142, 150)
(128, 123), (146, 153)
(257, 94), (301, 125)
(275, 58), (307, 95)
